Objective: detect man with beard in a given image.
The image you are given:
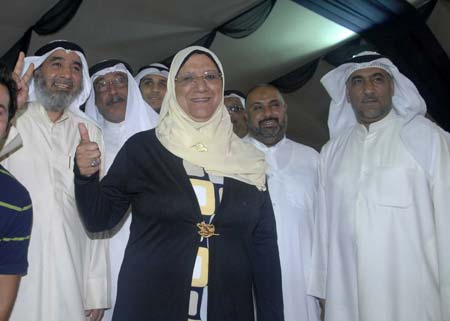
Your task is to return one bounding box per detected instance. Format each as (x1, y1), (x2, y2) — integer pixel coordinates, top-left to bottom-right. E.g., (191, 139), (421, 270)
(308, 52), (450, 321)
(224, 90), (248, 138)
(134, 63), (168, 114)
(245, 84), (321, 321)
(1, 41), (109, 321)
(84, 59), (158, 321)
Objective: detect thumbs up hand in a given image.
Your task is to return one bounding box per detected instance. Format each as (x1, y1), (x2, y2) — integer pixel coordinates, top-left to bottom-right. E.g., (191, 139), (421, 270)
(76, 123), (102, 177)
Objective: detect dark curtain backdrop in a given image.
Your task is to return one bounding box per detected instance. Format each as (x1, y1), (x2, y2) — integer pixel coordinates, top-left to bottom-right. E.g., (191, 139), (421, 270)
(290, 0), (450, 131)
(218, 0), (277, 38)
(0, 0), (83, 70)
(161, 0), (276, 66)
(271, 58), (320, 93)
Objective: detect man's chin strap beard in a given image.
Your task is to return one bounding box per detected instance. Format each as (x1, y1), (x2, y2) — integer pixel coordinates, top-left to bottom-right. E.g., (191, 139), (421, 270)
(250, 116), (287, 146)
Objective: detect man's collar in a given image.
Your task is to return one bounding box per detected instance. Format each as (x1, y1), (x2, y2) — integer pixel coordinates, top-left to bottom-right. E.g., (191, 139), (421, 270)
(0, 126), (22, 160)
(355, 108), (398, 136)
(103, 119), (125, 131)
(247, 135), (286, 152)
(34, 102), (70, 124)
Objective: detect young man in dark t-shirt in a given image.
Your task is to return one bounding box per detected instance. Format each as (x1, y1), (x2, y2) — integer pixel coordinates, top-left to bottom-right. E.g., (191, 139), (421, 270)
(0, 55), (33, 321)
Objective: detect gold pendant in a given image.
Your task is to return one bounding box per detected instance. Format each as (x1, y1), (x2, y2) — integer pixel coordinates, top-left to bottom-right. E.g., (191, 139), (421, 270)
(197, 221), (219, 238)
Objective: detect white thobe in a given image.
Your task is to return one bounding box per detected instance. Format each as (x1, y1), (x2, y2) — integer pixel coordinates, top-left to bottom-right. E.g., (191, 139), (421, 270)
(1, 103), (110, 321)
(102, 120), (132, 321)
(309, 110), (450, 321)
(248, 137), (321, 321)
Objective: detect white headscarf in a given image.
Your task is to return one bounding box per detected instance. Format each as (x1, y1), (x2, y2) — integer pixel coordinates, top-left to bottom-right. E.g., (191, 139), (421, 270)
(85, 63), (159, 142)
(224, 93), (246, 109)
(322, 51), (427, 138)
(22, 44), (92, 120)
(134, 63), (169, 112)
(322, 51), (450, 177)
(134, 63), (169, 83)
(156, 46), (267, 190)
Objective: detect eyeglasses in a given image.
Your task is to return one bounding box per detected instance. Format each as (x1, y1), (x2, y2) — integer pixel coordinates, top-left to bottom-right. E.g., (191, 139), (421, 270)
(226, 105), (245, 113)
(94, 75), (128, 93)
(175, 70), (222, 86)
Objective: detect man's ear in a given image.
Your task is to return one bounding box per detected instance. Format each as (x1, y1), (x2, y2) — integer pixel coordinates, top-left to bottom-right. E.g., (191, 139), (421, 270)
(390, 77), (395, 97)
(345, 85), (351, 102)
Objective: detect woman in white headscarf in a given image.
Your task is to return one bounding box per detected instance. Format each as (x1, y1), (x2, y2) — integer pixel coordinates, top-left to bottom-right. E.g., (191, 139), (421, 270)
(74, 46), (284, 321)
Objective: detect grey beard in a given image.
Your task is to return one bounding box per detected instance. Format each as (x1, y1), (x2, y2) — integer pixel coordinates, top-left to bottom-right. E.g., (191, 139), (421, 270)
(34, 69), (82, 112)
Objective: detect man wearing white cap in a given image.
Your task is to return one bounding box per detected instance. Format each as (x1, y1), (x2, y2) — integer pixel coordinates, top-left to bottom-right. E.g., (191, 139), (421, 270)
(309, 52), (450, 321)
(134, 63), (168, 114)
(1, 41), (109, 321)
(245, 84), (321, 321)
(224, 90), (248, 138)
(85, 59), (158, 321)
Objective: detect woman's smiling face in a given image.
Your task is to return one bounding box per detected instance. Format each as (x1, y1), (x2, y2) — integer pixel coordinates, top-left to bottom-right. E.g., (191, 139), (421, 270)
(175, 53), (223, 122)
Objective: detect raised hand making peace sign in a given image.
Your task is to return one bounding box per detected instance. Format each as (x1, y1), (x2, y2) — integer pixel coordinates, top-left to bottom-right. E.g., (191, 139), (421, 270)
(11, 52), (34, 112)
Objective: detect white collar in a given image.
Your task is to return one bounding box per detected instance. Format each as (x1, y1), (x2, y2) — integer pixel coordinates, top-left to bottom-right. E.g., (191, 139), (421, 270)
(355, 108), (398, 136)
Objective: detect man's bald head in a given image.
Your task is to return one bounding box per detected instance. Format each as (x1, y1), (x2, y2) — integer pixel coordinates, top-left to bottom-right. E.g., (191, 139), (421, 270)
(246, 84), (287, 147)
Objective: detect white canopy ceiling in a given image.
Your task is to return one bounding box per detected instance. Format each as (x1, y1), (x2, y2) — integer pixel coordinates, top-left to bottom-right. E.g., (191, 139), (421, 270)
(0, 0), (356, 88)
(1, 0), (449, 148)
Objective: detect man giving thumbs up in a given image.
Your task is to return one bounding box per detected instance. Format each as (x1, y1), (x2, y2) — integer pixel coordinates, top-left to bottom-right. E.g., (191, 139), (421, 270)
(76, 123), (102, 177)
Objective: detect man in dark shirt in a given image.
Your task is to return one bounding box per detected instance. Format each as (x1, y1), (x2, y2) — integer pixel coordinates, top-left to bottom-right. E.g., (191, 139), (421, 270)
(0, 54), (33, 321)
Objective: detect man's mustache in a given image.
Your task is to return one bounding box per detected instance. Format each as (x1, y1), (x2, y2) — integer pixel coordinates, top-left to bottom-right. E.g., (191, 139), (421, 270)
(53, 78), (73, 88)
(362, 94), (378, 103)
(106, 95), (126, 106)
(259, 117), (279, 126)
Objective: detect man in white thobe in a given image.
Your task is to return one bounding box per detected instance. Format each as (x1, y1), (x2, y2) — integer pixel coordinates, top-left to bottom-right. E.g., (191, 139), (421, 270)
(85, 59), (158, 321)
(245, 84), (321, 321)
(1, 41), (109, 321)
(134, 63), (168, 114)
(308, 52), (450, 321)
